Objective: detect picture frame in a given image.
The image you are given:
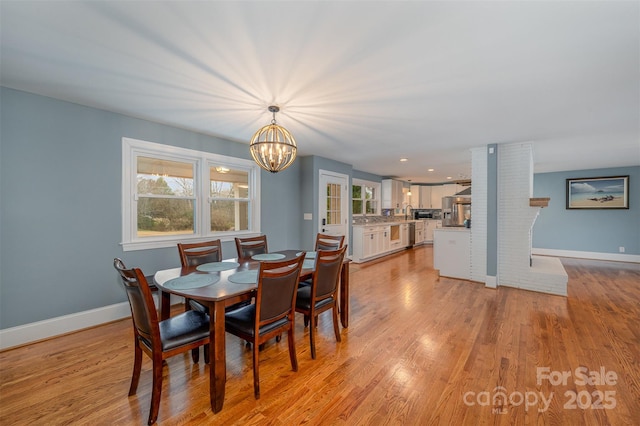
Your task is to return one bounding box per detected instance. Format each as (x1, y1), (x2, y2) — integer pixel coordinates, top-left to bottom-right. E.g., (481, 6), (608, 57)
(566, 175), (629, 209)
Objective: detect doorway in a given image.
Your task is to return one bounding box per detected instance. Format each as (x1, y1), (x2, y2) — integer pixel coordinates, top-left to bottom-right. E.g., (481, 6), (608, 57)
(318, 170), (349, 249)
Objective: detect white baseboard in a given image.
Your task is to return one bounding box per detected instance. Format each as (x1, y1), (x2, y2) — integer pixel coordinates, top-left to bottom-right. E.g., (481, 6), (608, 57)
(0, 294), (183, 351)
(485, 275), (497, 289)
(532, 248), (640, 263)
(0, 302), (131, 351)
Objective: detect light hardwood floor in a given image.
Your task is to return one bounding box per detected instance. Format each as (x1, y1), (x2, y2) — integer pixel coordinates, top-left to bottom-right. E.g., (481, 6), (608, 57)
(1, 245), (639, 425)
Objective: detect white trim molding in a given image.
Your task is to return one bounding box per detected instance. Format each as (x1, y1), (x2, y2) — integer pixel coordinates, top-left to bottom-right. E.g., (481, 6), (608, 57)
(485, 275), (497, 289)
(0, 302), (131, 351)
(532, 248), (640, 263)
(121, 137), (261, 252)
(0, 294), (183, 350)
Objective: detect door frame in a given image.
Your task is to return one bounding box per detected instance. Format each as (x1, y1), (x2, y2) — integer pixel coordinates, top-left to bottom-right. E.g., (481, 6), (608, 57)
(318, 169), (350, 250)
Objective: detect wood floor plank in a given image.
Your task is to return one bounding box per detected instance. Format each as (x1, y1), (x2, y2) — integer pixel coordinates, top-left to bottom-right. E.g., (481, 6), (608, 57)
(1, 246), (638, 425)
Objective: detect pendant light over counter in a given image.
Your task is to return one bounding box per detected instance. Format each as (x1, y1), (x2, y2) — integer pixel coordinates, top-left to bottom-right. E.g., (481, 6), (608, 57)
(249, 105), (297, 173)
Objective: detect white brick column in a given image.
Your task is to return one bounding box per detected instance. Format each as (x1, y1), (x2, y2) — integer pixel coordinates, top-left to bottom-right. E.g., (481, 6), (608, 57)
(497, 143), (567, 296)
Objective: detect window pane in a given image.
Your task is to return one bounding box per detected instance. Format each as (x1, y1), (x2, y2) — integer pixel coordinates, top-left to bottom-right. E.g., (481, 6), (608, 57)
(353, 200), (363, 215)
(211, 200), (249, 232)
(352, 185), (362, 199)
(137, 157), (193, 196)
(137, 197), (194, 236)
(210, 167), (249, 198)
(366, 201), (376, 214)
(365, 187), (374, 200)
(123, 138), (261, 250)
(325, 183), (342, 224)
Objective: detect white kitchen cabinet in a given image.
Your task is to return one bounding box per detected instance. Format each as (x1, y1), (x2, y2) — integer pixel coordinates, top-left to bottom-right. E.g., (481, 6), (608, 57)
(431, 185), (444, 209)
(382, 179), (404, 209)
(414, 221), (425, 244)
(362, 227), (376, 259)
(380, 226), (390, 253)
(420, 186), (432, 208)
(443, 183), (465, 197)
(425, 220), (434, 242)
(400, 223), (409, 247)
(402, 187), (411, 206)
(353, 222), (411, 263)
(424, 219), (441, 242)
(409, 185), (421, 208)
(409, 185), (433, 209)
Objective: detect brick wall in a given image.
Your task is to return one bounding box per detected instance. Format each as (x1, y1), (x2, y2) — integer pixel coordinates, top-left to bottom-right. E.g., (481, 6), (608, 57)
(497, 143), (567, 296)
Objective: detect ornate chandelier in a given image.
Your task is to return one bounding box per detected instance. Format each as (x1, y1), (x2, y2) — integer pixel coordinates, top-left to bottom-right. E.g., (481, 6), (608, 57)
(249, 106), (297, 173)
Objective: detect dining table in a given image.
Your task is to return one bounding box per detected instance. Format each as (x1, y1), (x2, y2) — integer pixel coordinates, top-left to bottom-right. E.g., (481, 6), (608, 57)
(153, 249), (350, 414)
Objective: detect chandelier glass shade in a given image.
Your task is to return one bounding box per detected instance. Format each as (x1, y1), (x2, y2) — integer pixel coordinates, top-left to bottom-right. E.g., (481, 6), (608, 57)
(249, 106), (297, 173)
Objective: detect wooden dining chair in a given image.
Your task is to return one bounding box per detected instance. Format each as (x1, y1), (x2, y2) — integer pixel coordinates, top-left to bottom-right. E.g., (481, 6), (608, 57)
(177, 239), (222, 312)
(113, 258), (210, 425)
(235, 235), (268, 262)
(314, 233), (345, 251)
(299, 233), (345, 288)
(224, 255), (305, 399)
(295, 245), (347, 359)
(177, 239), (222, 268)
(177, 239), (250, 348)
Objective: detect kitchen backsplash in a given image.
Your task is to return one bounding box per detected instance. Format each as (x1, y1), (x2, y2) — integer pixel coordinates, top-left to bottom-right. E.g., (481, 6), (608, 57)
(353, 209), (441, 224)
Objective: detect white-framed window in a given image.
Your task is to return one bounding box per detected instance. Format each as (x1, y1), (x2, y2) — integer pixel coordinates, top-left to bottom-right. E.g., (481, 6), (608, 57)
(352, 179), (380, 216)
(122, 137), (261, 251)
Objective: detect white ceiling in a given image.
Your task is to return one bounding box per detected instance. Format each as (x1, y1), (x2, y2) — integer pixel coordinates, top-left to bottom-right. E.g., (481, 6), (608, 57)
(1, 1), (638, 183)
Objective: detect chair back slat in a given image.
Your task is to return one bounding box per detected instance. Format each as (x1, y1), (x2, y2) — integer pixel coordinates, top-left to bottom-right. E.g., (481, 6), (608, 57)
(255, 256), (305, 325)
(235, 235), (268, 262)
(313, 246), (347, 300)
(178, 240), (222, 267)
(315, 233), (345, 251)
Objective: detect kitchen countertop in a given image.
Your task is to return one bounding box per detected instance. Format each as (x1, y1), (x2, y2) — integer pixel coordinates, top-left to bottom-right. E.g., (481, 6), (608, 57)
(433, 227), (470, 232)
(353, 220), (416, 227)
(353, 218), (442, 227)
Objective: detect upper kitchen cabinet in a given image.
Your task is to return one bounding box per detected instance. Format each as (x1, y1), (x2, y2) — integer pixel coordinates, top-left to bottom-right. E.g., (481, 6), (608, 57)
(443, 183), (466, 197)
(420, 186), (432, 208)
(410, 185), (432, 209)
(382, 179), (404, 209)
(431, 185), (444, 209)
(402, 187), (411, 206)
(409, 185), (421, 207)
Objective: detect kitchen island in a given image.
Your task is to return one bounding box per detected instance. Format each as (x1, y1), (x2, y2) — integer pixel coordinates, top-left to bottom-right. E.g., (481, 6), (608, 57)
(433, 227), (471, 280)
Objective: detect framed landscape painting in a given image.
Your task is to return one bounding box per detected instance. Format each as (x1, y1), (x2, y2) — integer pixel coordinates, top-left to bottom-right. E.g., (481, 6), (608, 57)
(566, 176), (629, 209)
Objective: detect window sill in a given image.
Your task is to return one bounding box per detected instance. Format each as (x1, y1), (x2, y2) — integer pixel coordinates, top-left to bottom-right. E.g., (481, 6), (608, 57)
(121, 232), (262, 252)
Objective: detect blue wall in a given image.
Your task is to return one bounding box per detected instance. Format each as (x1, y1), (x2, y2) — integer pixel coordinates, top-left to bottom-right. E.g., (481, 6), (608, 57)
(2, 87), (637, 330)
(0, 88), (304, 328)
(533, 166), (639, 255)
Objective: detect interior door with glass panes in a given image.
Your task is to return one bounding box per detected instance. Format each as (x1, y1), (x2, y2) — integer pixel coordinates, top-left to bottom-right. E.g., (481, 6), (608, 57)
(318, 170), (349, 249)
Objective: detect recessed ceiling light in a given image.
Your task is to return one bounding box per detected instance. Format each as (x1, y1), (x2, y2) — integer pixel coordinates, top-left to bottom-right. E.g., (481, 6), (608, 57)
(428, 168), (434, 172)
(446, 176), (453, 180)
(400, 158), (408, 162)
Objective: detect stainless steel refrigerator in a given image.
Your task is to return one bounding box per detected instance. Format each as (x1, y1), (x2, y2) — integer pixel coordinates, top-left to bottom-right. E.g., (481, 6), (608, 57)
(441, 196), (471, 227)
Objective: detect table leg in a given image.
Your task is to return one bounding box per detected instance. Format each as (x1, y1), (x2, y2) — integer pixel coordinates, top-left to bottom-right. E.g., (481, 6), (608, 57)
(339, 262), (349, 328)
(160, 290), (171, 321)
(209, 300), (227, 413)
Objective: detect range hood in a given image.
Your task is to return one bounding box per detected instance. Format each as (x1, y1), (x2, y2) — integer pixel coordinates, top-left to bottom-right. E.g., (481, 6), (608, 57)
(455, 187), (471, 196)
